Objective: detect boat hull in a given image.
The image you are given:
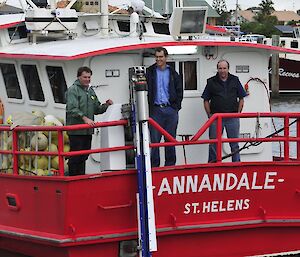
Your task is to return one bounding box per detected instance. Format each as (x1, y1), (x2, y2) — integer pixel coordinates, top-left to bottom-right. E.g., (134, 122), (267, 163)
(1, 162), (300, 256)
(269, 58), (300, 93)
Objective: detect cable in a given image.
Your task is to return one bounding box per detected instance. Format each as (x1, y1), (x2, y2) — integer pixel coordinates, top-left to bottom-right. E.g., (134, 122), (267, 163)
(244, 77), (282, 156)
(218, 117), (300, 162)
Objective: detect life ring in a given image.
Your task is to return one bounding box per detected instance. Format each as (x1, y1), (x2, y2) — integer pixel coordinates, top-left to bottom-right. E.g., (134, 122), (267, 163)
(0, 98), (4, 124)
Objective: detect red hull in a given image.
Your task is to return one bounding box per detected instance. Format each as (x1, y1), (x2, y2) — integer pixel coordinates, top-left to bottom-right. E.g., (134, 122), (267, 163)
(1, 162), (300, 257)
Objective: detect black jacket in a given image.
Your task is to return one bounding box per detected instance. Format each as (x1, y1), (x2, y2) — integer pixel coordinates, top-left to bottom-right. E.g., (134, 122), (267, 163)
(146, 64), (183, 114)
(204, 73), (244, 113)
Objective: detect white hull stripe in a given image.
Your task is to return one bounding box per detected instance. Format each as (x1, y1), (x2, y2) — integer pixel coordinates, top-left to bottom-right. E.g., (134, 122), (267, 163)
(1, 219), (300, 245)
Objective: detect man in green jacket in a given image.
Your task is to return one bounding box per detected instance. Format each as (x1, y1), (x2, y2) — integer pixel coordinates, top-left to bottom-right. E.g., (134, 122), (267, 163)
(66, 66), (113, 176)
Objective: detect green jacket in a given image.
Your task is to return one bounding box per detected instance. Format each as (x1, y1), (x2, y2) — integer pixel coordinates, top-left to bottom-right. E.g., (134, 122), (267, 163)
(66, 79), (108, 135)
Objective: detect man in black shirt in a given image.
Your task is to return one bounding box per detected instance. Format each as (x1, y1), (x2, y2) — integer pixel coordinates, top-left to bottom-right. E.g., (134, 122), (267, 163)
(201, 60), (247, 162)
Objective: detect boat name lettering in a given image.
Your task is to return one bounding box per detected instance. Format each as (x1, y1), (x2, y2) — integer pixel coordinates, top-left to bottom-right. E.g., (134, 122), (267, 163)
(183, 199), (250, 214)
(157, 171), (278, 196)
(269, 68), (300, 78)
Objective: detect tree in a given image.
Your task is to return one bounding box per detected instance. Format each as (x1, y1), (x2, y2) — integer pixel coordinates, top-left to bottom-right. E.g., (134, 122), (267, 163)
(240, 17), (279, 37)
(212, 0), (227, 15)
(239, 0), (279, 37)
(212, 0), (229, 25)
(258, 0), (275, 16)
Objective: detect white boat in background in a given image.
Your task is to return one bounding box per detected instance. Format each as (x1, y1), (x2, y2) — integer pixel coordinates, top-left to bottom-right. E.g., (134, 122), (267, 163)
(1, 1), (300, 257)
(263, 27), (300, 61)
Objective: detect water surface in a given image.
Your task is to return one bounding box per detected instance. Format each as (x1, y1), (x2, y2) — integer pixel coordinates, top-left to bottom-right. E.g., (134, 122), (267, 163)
(271, 96), (300, 157)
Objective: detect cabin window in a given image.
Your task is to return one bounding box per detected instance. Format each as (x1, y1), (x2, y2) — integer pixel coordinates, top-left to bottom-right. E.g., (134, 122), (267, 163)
(167, 61), (197, 90)
(85, 1), (89, 5)
(291, 41), (299, 49)
(117, 21), (146, 33)
(179, 61), (197, 90)
(95, 1), (98, 5)
(21, 65), (45, 101)
(90, 1), (94, 5)
(117, 21), (130, 32)
(0, 63), (22, 99)
(152, 23), (170, 35)
(46, 66), (67, 104)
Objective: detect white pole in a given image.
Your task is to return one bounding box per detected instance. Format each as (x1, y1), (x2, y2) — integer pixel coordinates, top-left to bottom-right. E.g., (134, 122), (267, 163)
(165, 0), (169, 14)
(141, 121), (157, 252)
(100, 0), (109, 36)
(66, 0), (77, 9)
(143, 5), (164, 18)
(25, 0), (38, 9)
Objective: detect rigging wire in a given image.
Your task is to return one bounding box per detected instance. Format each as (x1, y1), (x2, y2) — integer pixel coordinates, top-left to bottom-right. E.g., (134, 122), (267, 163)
(9, 2), (30, 44)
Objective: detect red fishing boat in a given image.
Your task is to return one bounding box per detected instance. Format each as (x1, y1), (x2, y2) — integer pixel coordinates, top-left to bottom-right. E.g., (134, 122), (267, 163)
(0, 1), (300, 257)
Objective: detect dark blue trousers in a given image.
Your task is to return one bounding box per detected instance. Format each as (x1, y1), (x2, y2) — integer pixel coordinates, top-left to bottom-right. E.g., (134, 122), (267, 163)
(68, 135), (92, 175)
(208, 118), (240, 162)
(149, 106), (178, 167)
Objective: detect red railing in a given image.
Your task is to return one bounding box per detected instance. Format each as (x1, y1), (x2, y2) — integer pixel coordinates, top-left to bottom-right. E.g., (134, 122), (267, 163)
(0, 112), (300, 176)
(149, 112), (300, 163)
(0, 119), (130, 176)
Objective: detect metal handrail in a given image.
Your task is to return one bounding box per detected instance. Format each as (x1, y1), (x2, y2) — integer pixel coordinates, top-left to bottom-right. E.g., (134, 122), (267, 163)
(149, 112), (300, 163)
(1, 112), (300, 176)
(0, 119), (129, 176)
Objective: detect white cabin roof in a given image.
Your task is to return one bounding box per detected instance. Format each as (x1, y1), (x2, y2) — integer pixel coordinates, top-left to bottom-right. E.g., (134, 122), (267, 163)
(1, 36), (300, 60)
(0, 12), (300, 60)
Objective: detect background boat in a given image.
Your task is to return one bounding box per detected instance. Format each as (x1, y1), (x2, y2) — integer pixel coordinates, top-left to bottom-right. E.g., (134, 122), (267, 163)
(264, 28), (300, 94)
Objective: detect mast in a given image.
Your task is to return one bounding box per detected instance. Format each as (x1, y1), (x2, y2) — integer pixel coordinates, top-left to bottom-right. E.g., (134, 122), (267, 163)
(100, 0), (109, 36)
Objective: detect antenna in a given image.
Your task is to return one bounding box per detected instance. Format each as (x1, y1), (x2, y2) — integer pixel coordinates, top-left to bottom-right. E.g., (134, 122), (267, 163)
(235, 0), (238, 25)
(293, 0), (295, 10)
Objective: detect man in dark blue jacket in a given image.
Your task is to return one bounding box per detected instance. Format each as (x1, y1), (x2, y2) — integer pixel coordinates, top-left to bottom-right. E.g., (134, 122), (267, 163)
(202, 59), (247, 163)
(146, 47), (183, 167)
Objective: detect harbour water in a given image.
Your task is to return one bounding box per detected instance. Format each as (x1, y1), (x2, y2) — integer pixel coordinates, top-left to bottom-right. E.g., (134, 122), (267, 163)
(271, 95), (300, 158)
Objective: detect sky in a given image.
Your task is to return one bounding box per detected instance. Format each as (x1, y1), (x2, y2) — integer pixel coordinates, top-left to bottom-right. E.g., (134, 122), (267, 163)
(5, 0), (300, 12)
(205, 0), (300, 11)
(108, 0), (300, 11)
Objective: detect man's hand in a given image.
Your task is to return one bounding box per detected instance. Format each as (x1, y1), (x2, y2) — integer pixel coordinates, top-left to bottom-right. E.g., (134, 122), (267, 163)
(82, 116), (96, 126)
(106, 99), (113, 105)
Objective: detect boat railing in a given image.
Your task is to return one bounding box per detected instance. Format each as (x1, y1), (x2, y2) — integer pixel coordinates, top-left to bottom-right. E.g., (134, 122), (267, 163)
(0, 119), (130, 176)
(0, 112), (300, 176)
(149, 112), (300, 163)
